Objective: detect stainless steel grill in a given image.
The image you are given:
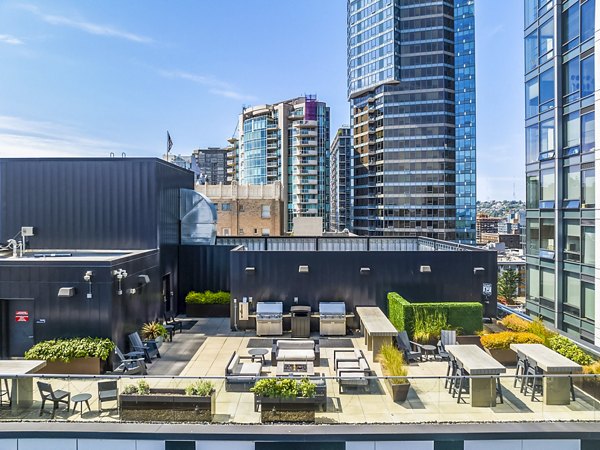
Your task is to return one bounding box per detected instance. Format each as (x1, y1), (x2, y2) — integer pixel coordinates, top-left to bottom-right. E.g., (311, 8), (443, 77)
(256, 302), (283, 336)
(319, 302), (346, 336)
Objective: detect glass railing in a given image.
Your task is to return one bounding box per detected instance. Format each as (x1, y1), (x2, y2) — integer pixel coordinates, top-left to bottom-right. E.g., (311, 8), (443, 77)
(0, 373), (599, 424)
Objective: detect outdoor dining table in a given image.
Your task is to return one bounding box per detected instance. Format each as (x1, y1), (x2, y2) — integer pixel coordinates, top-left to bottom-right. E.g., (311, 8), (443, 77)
(0, 359), (46, 413)
(446, 344), (506, 407)
(355, 307), (398, 358)
(510, 343), (582, 405)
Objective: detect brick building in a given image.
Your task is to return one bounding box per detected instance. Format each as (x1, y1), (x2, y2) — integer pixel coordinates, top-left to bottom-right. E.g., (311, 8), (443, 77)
(197, 182), (284, 236)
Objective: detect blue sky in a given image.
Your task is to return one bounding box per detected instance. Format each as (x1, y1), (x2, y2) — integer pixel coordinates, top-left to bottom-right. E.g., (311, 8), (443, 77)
(0, 0), (524, 200)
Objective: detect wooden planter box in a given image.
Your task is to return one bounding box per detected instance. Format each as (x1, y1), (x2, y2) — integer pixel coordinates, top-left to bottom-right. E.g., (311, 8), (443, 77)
(36, 357), (103, 375)
(186, 303), (230, 318)
(457, 335), (483, 348)
(256, 396), (319, 423)
(484, 348), (517, 366)
(386, 380), (410, 403)
(119, 388), (215, 422)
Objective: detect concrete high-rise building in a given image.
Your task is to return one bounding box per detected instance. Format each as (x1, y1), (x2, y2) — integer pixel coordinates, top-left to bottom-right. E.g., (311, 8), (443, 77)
(347, 0), (476, 242)
(330, 126), (353, 231)
(237, 96), (330, 232)
(524, 0), (598, 344)
(193, 147), (228, 185)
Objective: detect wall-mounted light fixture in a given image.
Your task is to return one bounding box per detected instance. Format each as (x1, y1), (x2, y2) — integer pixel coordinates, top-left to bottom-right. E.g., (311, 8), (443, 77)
(360, 267), (371, 275)
(473, 267), (485, 275)
(112, 268), (128, 295)
(58, 287), (76, 298)
(127, 288), (137, 295)
(245, 266), (256, 273)
(420, 265), (431, 273)
(298, 265), (309, 273)
(83, 271), (93, 299)
(138, 274), (150, 286)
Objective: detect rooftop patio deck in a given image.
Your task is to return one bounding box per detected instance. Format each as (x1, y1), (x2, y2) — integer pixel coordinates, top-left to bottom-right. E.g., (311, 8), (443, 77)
(1, 318), (599, 424)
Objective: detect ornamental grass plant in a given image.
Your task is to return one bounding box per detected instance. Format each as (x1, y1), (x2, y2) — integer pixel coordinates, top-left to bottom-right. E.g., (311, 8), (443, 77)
(377, 343), (409, 385)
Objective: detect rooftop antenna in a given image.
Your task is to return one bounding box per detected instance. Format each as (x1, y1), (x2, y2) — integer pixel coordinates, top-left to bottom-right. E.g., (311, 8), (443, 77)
(121, 152), (126, 158)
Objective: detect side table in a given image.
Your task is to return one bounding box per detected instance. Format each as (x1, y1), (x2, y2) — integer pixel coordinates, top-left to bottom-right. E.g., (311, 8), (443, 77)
(72, 393), (92, 417)
(248, 348), (269, 364)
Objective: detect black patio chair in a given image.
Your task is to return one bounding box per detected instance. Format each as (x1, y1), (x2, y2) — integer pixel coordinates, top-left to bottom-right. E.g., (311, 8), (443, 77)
(128, 331), (160, 362)
(37, 381), (70, 419)
(114, 347), (147, 375)
(98, 380), (118, 412)
(164, 313), (183, 333)
(395, 331), (423, 363)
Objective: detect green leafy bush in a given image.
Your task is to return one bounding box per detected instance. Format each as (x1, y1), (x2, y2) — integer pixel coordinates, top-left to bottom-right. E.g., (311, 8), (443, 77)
(185, 290), (230, 305)
(480, 331), (543, 350)
(184, 380), (214, 396)
(122, 380), (150, 395)
(500, 314), (531, 332)
(24, 337), (115, 362)
(377, 343), (408, 385)
(412, 307), (449, 344)
(387, 292), (482, 336)
(141, 321), (168, 340)
(548, 335), (594, 365)
(251, 378), (316, 399)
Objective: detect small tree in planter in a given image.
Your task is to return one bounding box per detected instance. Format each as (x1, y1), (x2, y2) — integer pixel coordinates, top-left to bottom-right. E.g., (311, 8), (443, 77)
(119, 379), (215, 422)
(185, 290), (231, 317)
(377, 343), (410, 402)
(251, 378), (318, 423)
(24, 337), (115, 374)
(498, 269), (520, 305)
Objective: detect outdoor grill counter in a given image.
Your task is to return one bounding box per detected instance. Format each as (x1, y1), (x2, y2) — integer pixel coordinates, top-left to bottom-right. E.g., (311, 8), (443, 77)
(319, 302), (347, 336)
(255, 301), (283, 336)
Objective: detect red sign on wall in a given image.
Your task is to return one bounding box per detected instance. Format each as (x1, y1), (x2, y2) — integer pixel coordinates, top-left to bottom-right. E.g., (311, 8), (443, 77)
(15, 311), (29, 322)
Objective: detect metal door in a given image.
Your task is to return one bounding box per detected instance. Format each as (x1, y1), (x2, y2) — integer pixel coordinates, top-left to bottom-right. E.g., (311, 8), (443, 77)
(7, 300), (34, 357)
(162, 274), (172, 313)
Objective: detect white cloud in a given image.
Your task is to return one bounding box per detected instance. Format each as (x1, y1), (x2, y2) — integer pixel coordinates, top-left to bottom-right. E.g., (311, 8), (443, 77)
(0, 115), (142, 158)
(0, 34), (23, 45)
(159, 69), (256, 101)
(19, 4), (152, 44)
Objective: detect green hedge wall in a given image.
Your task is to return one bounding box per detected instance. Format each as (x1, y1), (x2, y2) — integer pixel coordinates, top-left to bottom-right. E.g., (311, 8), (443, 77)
(387, 292), (483, 336)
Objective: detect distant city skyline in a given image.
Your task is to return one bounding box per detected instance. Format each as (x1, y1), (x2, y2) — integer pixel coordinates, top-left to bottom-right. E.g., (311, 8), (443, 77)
(0, 0), (524, 200)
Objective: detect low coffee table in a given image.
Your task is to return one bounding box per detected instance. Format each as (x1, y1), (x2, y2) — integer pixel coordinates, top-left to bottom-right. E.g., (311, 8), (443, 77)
(248, 348), (269, 364)
(72, 393), (92, 417)
(276, 361), (315, 376)
(421, 344), (437, 361)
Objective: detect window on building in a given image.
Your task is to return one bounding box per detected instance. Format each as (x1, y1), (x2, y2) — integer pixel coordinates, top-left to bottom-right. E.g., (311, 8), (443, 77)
(540, 119), (555, 153)
(582, 168), (596, 207)
(583, 226), (595, 266)
(563, 57), (580, 102)
(239, 204), (244, 212)
(526, 174), (540, 209)
(562, 3), (580, 50)
(539, 69), (554, 110)
(541, 268), (555, 301)
(581, 55), (595, 98)
(222, 227), (231, 236)
(539, 20), (554, 64)
(540, 168), (555, 202)
(221, 203), (231, 211)
(526, 125), (540, 163)
(583, 282), (595, 321)
(540, 218), (555, 252)
(525, 0), (538, 27)
(526, 29), (539, 72)
(527, 265), (540, 299)
(564, 111), (580, 149)
(526, 77), (539, 118)
(582, 112), (595, 153)
(565, 273), (581, 308)
(261, 204), (271, 219)
(564, 166), (580, 200)
(261, 228), (270, 236)
(527, 219), (540, 255)
(564, 220), (581, 261)
(582, 0), (595, 42)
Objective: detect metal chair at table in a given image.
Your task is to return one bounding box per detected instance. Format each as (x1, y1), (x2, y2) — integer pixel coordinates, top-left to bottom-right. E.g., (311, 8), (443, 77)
(450, 361), (469, 404)
(522, 360), (543, 401)
(514, 352), (529, 389)
(445, 354), (458, 392)
(0, 379), (11, 407)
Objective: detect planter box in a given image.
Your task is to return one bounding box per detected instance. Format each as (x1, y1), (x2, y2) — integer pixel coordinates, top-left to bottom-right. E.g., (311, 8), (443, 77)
(574, 377), (600, 401)
(186, 303), (230, 318)
(386, 380), (410, 403)
(484, 348), (517, 366)
(256, 396), (319, 423)
(119, 388), (215, 422)
(457, 335), (483, 348)
(36, 357), (103, 375)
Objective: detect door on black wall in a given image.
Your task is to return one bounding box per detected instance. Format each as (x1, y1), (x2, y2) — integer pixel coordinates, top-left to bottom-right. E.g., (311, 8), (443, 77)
(162, 274), (172, 313)
(0, 300), (34, 357)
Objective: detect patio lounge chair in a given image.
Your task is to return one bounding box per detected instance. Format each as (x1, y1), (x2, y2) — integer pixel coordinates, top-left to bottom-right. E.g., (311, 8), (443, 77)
(98, 380), (118, 412)
(395, 331), (423, 363)
(37, 381), (70, 419)
(437, 330), (458, 360)
(333, 349), (366, 371)
(113, 347), (147, 375)
(337, 356), (371, 394)
(225, 351), (262, 391)
(128, 331), (161, 362)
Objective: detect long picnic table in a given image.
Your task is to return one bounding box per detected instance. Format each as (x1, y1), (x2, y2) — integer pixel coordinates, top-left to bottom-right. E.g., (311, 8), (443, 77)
(0, 360), (46, 413)
(355, 307), (398, 358)
(446, 344), (506, 407)
(510, 343), (582, 405)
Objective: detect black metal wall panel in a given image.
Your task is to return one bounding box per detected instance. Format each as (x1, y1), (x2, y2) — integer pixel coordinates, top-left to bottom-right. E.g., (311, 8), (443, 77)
(230, 250), (497, 330)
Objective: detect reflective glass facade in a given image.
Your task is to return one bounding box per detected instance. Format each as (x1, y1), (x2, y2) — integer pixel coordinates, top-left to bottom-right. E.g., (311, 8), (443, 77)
(331, 126), (353, 231)
(524, 0), (598, 344)
(347, 0), (476, 242)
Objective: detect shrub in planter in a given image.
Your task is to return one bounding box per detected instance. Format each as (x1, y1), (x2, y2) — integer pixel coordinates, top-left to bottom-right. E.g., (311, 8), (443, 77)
(251, 378), (318, 423)
(500, 314), (531, 332)
(141, 322), (168, 341)
(547, 335), (594, 366)
(480, 331), (543, 365)
(24, 337), (115, 374)
(185, 290), (231, 317)
(120, 379), (215, 422)
(377, 344), (410, 402)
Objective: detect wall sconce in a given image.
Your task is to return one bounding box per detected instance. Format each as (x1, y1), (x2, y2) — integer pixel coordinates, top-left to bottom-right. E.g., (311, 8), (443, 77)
(83, 271), (93, 299)
(360, 267), (371, 275)
(127, 288), (137, 295)
(113, 268), (128, 295)
(138, 274), (150, 285)
(58, 287), (76, 298)
(245, 266), (256, 273)
(298, 265), (309, 273)
(420, 265), (431, 273)
(473, 267), (485, 275)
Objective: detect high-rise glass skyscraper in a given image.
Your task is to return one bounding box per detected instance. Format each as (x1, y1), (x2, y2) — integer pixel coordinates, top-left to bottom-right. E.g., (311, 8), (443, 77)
(347, 0), (476, 243)
(524, 0), (598, 344)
